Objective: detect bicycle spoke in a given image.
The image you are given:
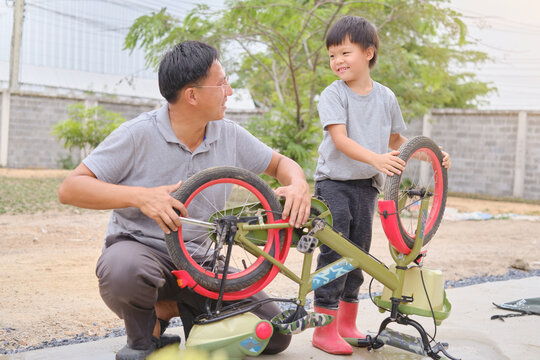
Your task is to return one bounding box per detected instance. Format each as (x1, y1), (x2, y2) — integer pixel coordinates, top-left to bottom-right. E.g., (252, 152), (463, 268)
(165, 167), (284, 294)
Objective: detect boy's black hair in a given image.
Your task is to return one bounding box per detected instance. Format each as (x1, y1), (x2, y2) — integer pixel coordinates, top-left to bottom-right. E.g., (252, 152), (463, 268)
(326, 15), (379, 69)
(158, 41), (219, 103)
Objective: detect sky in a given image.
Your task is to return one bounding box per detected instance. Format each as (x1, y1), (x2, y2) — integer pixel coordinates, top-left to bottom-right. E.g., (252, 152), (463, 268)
(0, 1), (234, 103)
(449, 0), (540, 110)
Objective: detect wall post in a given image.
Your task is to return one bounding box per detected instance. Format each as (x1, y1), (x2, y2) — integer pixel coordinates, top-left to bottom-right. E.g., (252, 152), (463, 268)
(422, 112), (432, 138)
(0, 91), (11, 167)
(513, 111), (527, 198)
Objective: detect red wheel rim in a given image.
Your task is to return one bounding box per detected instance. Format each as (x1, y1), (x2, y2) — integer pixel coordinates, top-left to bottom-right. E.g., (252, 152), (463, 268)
(400, 148), (444, 239)
(178, 178), (277, 281)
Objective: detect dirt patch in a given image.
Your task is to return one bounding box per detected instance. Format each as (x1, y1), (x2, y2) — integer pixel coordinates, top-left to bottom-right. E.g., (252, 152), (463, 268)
(0, 168), (71, 179)
(0, 211), (120, 350)
(1, 196), (540, 352)
(446, 196), (540, 215)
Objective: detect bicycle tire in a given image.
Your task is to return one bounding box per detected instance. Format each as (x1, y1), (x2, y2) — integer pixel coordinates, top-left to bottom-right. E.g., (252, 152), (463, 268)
(165, 166), (283, 292)
(383, 136), (447, 249)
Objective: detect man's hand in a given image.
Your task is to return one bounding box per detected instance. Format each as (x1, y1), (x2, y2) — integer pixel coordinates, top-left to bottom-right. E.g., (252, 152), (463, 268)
(371, 151), (406, 176)
(265, 152), (311, 228)
(137, 181), (188, 234)
(274, 181), (311, 228)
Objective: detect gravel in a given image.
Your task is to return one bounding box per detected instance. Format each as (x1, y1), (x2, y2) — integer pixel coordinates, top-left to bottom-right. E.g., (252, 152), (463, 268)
(1, 268), (538, 355)
(444, 268), (540, 289)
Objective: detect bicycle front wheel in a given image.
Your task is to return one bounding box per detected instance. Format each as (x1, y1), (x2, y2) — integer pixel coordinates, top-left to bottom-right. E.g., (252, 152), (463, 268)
(383, 136), (448, 249)
(165, 166), (283, 293)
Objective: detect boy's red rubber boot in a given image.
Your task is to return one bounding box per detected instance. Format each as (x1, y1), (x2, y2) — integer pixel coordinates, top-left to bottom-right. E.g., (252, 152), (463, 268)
(312, 306), (353, 355)
(337, 300), (366, 341)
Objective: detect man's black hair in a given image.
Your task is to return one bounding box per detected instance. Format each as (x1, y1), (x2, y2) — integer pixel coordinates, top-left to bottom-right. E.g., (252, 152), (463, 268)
(158, 41), (219, 103)
(326, 16), (379, 69)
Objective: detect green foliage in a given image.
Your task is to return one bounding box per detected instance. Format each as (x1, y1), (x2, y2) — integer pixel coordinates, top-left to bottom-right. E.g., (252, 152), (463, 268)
(368, 0), (493, 118)
(124, 6), (223, 69)
(246, 105), (320, 175)
(124, 0), (494, 170)
(58, 154), (78, 170)
(52, 103), (125, 160)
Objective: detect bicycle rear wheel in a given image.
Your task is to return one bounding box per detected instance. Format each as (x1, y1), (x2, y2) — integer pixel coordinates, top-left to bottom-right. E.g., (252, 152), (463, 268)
(165, 166), (283, 293)
(383, 136), (447, 249)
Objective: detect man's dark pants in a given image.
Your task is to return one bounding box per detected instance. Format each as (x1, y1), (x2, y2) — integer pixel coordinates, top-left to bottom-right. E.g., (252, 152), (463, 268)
(96, 236), (291, 353)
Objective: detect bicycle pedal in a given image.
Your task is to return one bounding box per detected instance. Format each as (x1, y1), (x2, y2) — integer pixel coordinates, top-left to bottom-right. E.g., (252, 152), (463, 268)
(297, 235), (318, 254)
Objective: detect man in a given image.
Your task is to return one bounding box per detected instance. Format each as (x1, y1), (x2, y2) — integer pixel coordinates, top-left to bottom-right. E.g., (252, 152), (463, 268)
(58, 40), (311, 359)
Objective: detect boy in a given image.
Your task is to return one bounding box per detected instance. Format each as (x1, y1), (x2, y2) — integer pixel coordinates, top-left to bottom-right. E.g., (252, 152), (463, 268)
(312, 16), (450, 354)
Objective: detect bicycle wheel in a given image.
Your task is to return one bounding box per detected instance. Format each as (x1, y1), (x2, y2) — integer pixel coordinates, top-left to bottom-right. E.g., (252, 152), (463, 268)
(165, 166), (283, 293)
(383, 136), (447, 249)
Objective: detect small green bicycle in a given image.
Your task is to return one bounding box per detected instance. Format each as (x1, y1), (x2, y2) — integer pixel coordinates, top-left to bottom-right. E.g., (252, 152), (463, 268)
(165, 136), (458, 359)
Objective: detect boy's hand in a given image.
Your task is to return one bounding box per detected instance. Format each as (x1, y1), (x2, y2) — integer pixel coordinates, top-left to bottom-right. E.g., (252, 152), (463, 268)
(440, 147), (451, 169)
(372, 151), (406, 176)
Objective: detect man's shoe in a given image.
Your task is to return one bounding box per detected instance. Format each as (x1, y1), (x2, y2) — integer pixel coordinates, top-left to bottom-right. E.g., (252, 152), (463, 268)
(157, 318), (181, 348)
(158, 333), (181, 348)
(115, 341), (157, 360)
(115, 334), (180, 360)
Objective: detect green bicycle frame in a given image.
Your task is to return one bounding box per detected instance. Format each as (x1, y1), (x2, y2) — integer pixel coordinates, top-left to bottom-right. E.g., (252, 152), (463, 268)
(236, 198), (430, 307)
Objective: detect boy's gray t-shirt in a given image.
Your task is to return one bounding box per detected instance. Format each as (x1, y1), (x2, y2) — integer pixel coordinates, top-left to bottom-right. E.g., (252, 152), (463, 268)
(314, 80), (407, 191)
(83, 104), (273, 254)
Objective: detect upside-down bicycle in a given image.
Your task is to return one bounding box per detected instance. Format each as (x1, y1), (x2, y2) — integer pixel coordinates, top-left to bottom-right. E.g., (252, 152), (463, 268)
(164, 136), (458, 359)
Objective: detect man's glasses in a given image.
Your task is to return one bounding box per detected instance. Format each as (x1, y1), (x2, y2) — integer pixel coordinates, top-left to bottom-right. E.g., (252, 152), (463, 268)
(193, 75), (231, 89)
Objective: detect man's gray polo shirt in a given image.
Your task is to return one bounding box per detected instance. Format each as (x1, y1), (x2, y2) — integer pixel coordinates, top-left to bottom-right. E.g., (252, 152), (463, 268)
(83, 104), (273, 253)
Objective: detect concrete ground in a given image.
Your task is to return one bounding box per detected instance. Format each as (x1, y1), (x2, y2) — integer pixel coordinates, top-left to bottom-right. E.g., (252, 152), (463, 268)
(2, 277), (539, 360)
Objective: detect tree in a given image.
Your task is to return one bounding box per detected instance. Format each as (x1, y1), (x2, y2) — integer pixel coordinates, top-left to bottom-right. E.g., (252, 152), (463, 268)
(52, 103), (125, 166)
(125, 0), (493, 171)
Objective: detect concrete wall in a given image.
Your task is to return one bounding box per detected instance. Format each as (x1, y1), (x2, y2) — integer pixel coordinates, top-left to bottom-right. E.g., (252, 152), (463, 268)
(1, 91), (540, 200)
(0, 91), (264, 170)
(8, 95), (69, 169)
(1, 91), (160, 169)
(402, 109), (540, 200)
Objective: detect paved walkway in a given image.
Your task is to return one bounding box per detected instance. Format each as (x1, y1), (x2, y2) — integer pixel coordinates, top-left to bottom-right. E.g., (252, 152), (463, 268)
(3, 277), (539, 360)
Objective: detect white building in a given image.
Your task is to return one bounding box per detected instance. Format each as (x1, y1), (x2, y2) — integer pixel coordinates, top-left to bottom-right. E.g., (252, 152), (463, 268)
(0, 0), (256, 169)
(0, 0), (254, 107)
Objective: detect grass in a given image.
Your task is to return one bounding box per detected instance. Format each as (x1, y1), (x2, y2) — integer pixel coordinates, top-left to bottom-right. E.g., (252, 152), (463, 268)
(2, 174), (539, 216)
(0, 177), (68, 215)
